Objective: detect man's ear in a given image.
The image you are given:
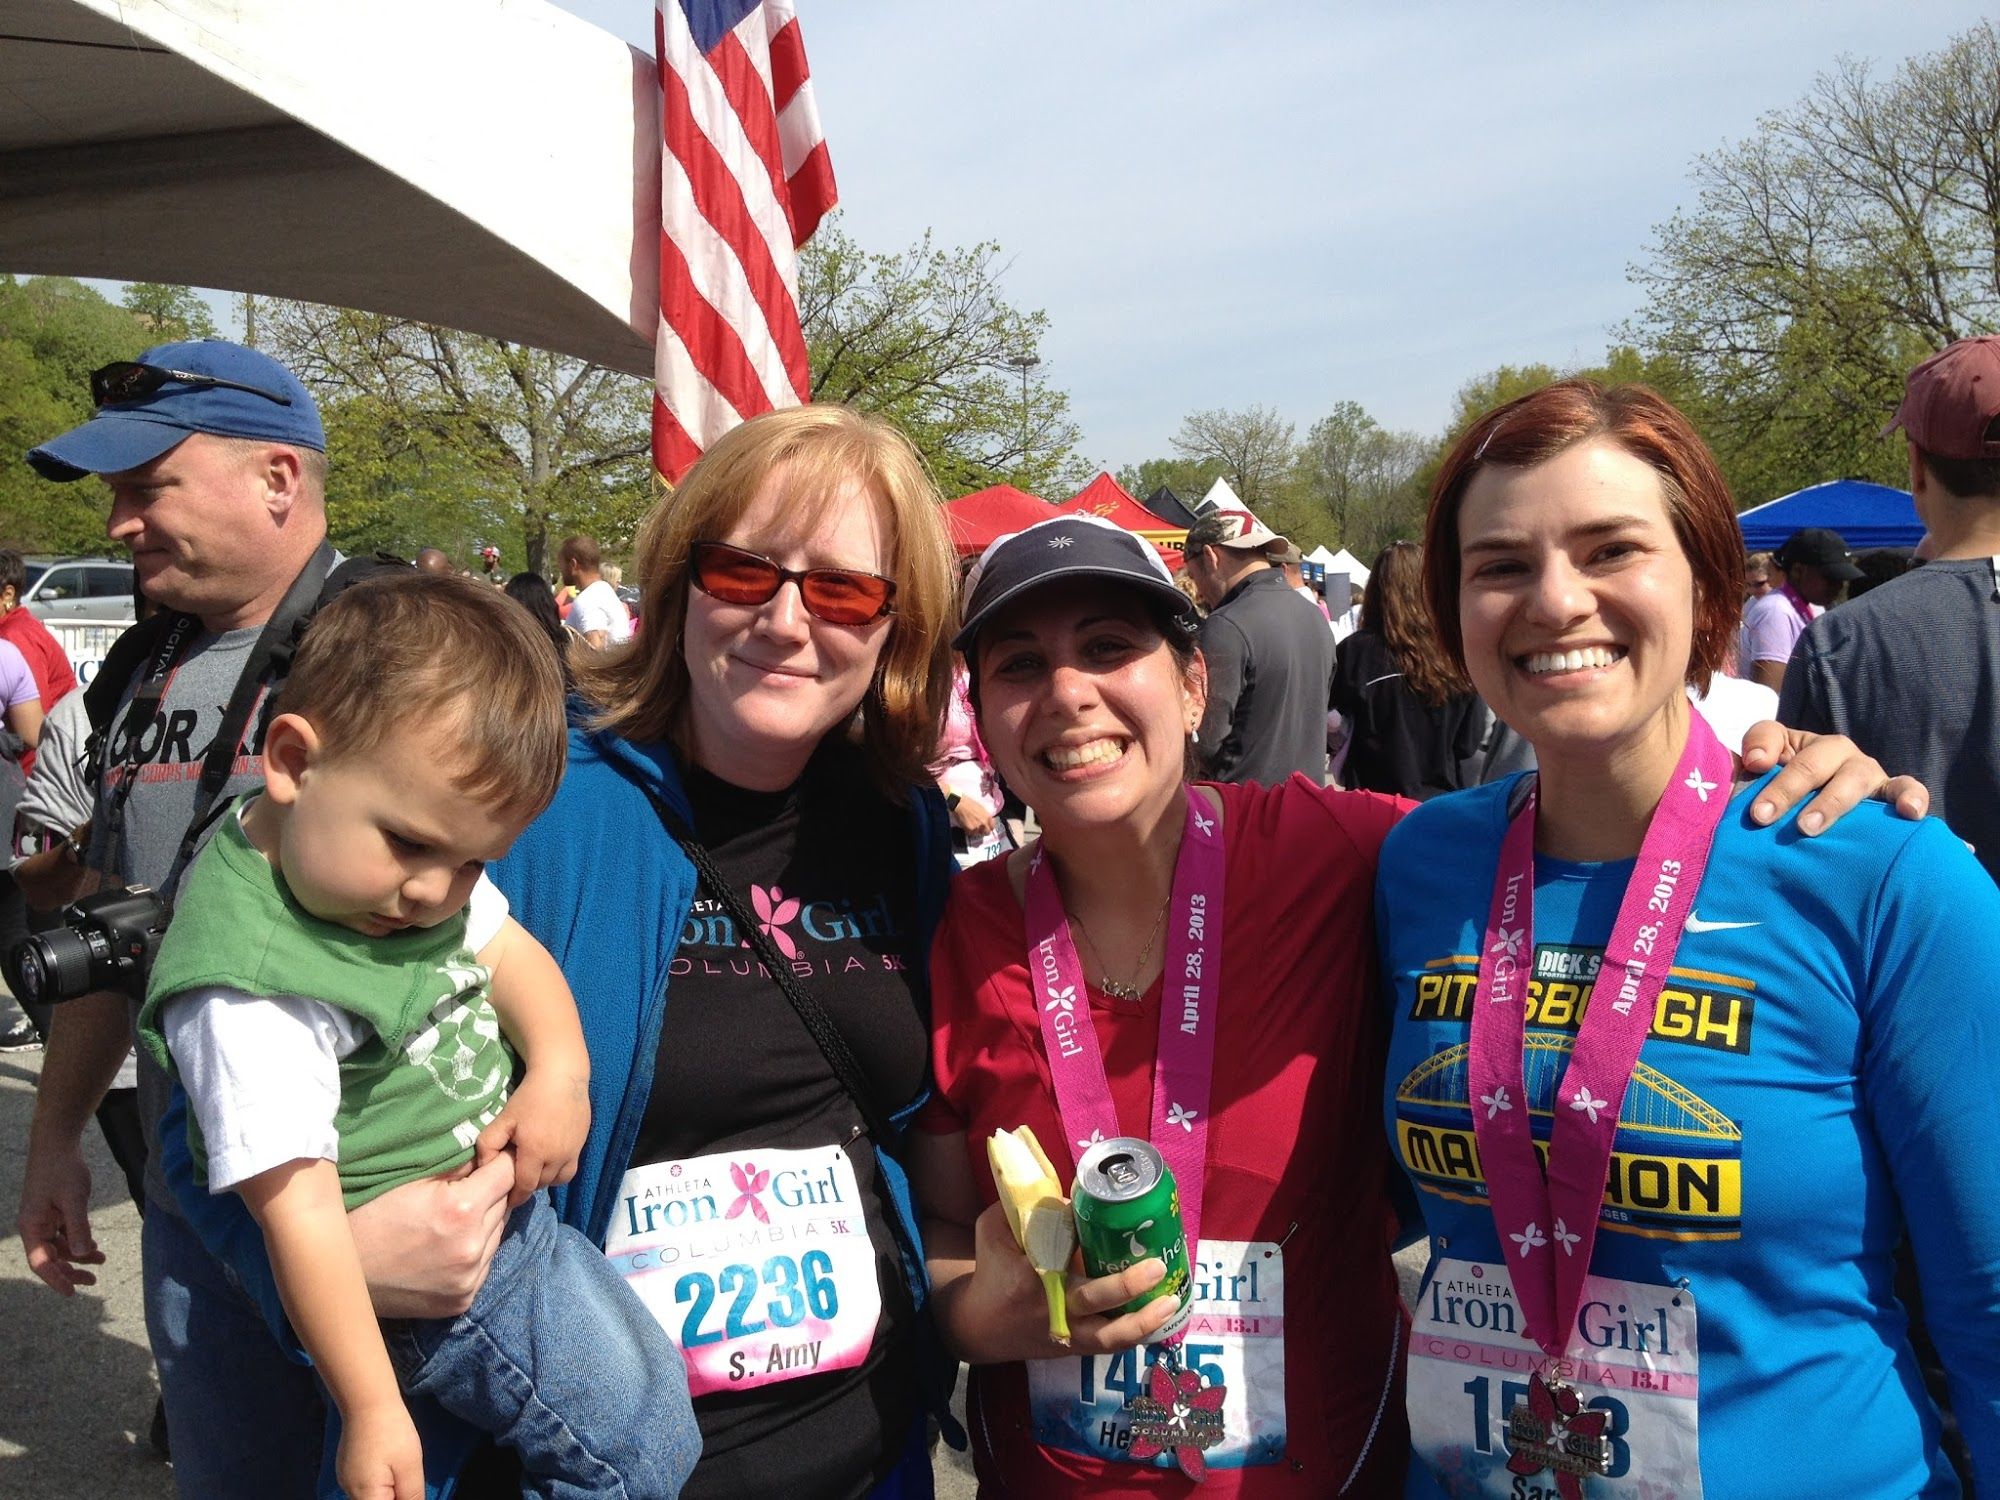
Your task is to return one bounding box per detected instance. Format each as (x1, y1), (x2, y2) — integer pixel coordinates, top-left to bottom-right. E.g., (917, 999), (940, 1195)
(257, 446), (306, 521)
(259, 712), (322, 805)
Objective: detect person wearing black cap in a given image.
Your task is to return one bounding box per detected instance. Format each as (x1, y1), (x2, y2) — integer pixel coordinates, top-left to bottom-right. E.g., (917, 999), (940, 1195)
(1736, 525), (1862, 691)
(11, 340), (446, 1496)
(1781, 333), (2000, 885)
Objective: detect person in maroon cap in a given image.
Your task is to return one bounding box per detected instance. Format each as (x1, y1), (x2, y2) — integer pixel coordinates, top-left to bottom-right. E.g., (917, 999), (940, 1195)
(1779, 333), (2000, 883)
(1778, 332), (2000, 1496)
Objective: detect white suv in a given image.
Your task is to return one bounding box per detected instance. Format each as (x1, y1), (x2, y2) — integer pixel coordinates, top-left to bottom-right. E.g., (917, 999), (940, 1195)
(22, 558), (136, 623)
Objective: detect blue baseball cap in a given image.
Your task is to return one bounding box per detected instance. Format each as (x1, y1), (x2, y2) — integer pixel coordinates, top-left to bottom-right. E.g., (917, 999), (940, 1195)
(26, 339), (324, 482)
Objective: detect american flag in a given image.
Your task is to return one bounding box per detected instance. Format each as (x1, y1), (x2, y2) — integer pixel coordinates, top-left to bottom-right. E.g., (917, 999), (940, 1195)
(653, 0), (837, 481)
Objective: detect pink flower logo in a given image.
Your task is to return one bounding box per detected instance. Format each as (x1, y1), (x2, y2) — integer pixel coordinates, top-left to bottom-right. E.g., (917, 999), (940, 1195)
(748, 884), (802, 960)
(724, 1161), (772, 1223)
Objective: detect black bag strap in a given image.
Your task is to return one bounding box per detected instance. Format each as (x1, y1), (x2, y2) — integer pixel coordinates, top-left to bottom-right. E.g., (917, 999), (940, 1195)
(94, 543), (333, 895)
(158, 540), (341, 894)
(83, 612), (175, 735)
(635, 774), (969, 1450)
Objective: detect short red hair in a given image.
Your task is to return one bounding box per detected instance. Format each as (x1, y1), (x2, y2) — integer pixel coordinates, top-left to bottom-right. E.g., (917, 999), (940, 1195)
(1422, 381), (1745, 691)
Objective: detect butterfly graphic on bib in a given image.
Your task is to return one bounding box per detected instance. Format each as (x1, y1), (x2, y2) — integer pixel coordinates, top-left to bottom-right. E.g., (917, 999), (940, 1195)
(724, 1161), (773, 1223)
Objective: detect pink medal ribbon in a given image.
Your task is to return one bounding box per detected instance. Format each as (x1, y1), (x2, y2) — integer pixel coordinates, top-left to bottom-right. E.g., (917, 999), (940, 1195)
(1467, 714), (1731, 1489)
(1024, 787), (1227, 1478)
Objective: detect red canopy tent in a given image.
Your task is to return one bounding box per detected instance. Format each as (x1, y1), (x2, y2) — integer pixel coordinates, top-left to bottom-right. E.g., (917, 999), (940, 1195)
(939, 484), (1056, 555)
(1056, 472), (1179, 531)
(1056, 472), (1189, 571)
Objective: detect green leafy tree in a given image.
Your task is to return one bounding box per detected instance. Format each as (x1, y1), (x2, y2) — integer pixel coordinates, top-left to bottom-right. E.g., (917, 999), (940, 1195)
(1625, 21), (1999, 503)
(1294, 402), (1431, 559)
(121, 282), (219, 342)
(1167, 405), (1298, 513)
(0, 276), (153, 555)
(1114, 456), (1224, 509)
(799, 218), (1087, 496)
(259, 302), (653, 574)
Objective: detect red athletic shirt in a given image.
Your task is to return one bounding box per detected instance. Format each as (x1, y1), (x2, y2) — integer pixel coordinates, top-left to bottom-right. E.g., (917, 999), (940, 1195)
(0, 607), (77, 711)
(922, 775), (1414, 1496)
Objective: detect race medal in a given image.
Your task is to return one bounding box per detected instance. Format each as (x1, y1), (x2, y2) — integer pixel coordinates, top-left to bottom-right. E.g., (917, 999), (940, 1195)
(1025, 1238), (1287, 1471)
(1442, 715), (1730, 1498)
(1405, 1254), (1702, 1498)
(1127, 1348), (1227, 1481)
(1505, 1371), (1613, 1498)
(1022, 789), (1248, 1480)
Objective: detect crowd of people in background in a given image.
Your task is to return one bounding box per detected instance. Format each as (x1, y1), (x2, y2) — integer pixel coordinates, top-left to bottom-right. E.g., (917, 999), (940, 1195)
(5, 326), (1996, 1500)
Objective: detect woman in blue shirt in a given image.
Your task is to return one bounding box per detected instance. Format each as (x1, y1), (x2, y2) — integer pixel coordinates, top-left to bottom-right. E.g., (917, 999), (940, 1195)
(1378, 380), (1998, 1498)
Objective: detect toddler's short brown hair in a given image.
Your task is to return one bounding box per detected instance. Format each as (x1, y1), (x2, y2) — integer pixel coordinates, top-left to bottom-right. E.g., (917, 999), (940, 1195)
(275, 571), (567, 820)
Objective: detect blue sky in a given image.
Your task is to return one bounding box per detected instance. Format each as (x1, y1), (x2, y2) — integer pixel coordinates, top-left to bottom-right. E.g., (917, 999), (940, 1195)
(553, 1), (1989, 474)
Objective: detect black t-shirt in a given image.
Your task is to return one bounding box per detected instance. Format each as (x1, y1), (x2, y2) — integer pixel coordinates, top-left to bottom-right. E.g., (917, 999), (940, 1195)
(1329, 628), (1486, 800)
(633, 744), (927, 1500)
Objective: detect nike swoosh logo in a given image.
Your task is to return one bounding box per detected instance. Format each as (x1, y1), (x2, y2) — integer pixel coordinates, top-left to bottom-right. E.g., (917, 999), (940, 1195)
(1685, 914), (1761, 933)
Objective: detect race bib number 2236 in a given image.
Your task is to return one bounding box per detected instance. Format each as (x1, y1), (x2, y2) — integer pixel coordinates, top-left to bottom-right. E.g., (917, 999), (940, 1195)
(602, 1144), (882, 1397)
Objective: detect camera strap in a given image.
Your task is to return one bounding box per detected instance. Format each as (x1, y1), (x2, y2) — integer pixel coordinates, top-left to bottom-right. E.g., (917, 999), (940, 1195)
(100, 542), (338, 898)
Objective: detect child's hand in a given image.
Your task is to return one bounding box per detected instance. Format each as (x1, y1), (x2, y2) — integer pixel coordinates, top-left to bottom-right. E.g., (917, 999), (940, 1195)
(337, 1400), (425, 1500)
(474, 1068), (590, 1207)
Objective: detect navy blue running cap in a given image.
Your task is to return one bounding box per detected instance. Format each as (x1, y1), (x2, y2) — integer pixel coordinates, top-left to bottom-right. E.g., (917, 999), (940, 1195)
(27, 339), (324, 482)
(953, 514), (1197, 653)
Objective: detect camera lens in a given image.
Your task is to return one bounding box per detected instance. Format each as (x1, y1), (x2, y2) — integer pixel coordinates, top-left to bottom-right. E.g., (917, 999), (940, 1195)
(12, 929), (105, 1005)
(15, 945), (46, 1003)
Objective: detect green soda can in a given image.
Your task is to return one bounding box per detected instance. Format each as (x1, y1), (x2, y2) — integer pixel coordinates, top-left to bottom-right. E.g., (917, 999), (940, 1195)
(1072, 1137), (1193, 1338)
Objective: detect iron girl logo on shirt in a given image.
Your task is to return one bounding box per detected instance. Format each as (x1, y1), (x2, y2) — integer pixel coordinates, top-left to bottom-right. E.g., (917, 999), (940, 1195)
(672, 884), (911, 979)
(1397, 942), (1744, 1242)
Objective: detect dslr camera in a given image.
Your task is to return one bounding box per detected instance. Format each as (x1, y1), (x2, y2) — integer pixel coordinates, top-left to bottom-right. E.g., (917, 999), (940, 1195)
(14, 887), (172, 1005)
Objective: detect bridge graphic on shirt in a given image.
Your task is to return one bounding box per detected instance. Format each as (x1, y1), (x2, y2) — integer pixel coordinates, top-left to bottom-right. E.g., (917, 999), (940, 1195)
(1395, 1034), (1744, 1242)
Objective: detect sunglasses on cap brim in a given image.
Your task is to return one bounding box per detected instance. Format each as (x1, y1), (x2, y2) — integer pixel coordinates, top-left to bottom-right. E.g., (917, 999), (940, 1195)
(91, 360), (294, 410)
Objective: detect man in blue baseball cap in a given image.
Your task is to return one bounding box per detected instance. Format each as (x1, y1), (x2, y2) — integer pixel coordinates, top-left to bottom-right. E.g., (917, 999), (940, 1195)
(27, 339), (328, 630)
(15, 339), (495, 1496)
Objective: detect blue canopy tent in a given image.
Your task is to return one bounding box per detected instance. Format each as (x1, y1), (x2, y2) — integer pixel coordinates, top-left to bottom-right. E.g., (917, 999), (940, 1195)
(1736, 480), (1922, 552)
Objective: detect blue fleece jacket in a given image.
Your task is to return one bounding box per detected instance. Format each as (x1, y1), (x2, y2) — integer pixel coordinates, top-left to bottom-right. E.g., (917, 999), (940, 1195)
(162, 724), (958, 1497)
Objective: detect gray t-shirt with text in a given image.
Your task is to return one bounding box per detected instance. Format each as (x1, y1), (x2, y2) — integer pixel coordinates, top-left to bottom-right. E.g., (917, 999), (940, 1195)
(89, 623), (277, 1211)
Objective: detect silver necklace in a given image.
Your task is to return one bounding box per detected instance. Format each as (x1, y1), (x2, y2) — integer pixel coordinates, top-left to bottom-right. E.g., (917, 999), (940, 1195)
(1070, 899), (1170, 1002)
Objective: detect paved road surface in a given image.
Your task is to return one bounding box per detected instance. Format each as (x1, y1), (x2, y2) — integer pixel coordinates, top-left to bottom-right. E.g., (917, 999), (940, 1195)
(0, 1048), (168, 1498)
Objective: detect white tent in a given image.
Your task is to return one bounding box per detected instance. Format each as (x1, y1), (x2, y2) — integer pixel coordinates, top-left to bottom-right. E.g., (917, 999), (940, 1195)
(1305, 544), (1337, 567)
(1199, 477), (1282, 535)
(1327, 548), (1371, 586)
(1197, 477), (1244, 516)
(2, 0), (660, 375)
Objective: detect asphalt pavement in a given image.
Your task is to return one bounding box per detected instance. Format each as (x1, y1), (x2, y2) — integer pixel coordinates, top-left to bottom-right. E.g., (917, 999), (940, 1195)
(0, 1047), (170, 1498)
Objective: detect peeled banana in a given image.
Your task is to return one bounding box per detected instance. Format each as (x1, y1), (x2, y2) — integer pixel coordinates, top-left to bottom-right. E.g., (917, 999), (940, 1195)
(987, 1126), (1077, 1344)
